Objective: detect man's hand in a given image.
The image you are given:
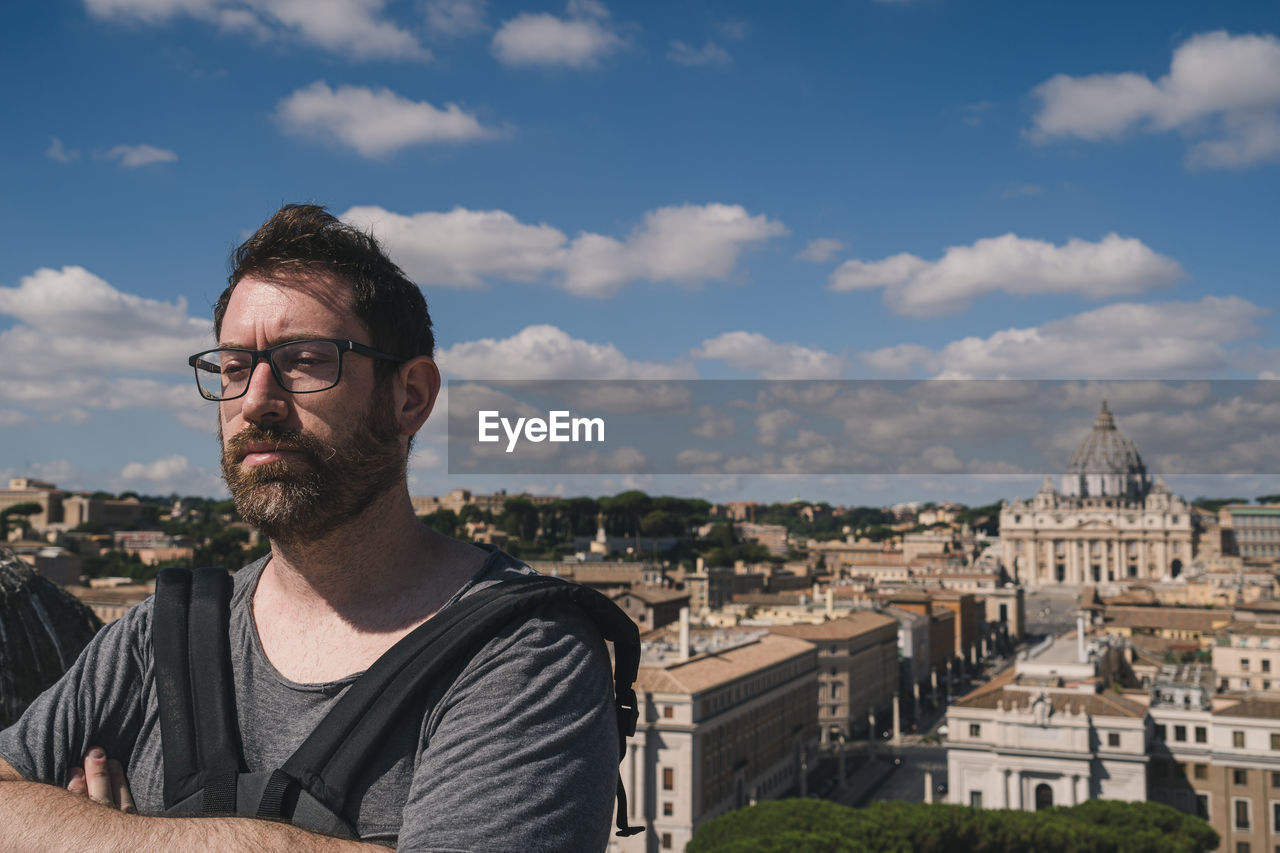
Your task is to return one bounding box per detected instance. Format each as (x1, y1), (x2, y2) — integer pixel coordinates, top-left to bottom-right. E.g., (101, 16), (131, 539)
(66, 747), (135, 814)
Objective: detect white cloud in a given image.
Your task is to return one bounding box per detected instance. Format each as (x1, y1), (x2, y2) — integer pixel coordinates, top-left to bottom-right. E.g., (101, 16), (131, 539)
(438, 324), (691, 380)
(0, 266), (210, 350)
(342, 205), (563, 285)
(693, 331), (845, 379)
(1029, 31), (1280, 169)
(85, 0), (429, 61)
(795, 238), (845, 263)
(276, 82), (494, 158)
(559, 203), (788, 297)
(46, 137), (80, 163)
(0, 267), (213, 427)
(342, 202), (786, 297)
(1000, 182), (1044, 199)
(491, 0), (623, 68)
(121, 454), (190, 482)
(829, 232), (1183, 316)
(426, 0), (486, 37)
(862, 296), (1264, 379)
(667, 40), (730, 67)
(104, 144), (178, 168)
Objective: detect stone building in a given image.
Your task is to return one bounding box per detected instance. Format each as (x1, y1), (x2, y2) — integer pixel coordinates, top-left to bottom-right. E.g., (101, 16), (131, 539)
(768, 611), (899, 745)
(613, 630), (818, 853)
(1001, 401), (1196, 589)
(945, 631), (1149, 811)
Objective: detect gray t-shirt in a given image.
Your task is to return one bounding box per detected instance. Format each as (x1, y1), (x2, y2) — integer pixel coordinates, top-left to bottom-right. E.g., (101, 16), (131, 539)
(0, 549), (619, 851)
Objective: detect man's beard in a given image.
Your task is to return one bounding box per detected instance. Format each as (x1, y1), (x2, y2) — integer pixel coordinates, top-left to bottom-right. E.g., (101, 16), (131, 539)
(220, 388), (406, 542)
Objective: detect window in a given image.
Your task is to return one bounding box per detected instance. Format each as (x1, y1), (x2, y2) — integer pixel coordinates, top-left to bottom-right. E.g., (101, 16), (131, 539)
(1196, 726), (1208, 743)
(1273, 733), (1280, 751)
(1274, 801), (1280, 833)
(1196, 794), (1209, 820)
(1236, 731), (1247, 748)
(1108, 732), (1120, 747)
(662, 768), (674, 791)
(1236, 843), (1250, 853)
(1265, 659), (1272, 673)
(1155, 724), (1168, 741)
(662, 802), (673, 817)
(1273, 771), (1280, 788)
(1244, 658), (1252, 671)
(661, 832), (673, 850)
(1237, 798), (1252, 830)
(1195, 764), (1208, 779)
(1236, 769), (1250, 786)
(1175, 725), (1187, 742)
(970, 724), (982, 737)
(663, 706), (674, 719)
(970, 791), (983, 808)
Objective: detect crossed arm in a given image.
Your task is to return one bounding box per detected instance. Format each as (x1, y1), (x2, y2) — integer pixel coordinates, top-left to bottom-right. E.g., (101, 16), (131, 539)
(0, 753), (385, 853)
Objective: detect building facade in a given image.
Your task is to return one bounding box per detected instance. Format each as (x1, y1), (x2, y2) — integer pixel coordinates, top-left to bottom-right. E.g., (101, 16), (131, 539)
(614, 633), (819, 853)
(1001, 402), (1197, 589)
(769, 612), (900, 745)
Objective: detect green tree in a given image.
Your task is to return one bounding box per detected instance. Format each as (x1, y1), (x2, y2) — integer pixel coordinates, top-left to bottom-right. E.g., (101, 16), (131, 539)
(0, 502), (43, 538)
(499, 497), (539, 542)
(420, 508), (459, 537)
(687, 799), (1218, 853)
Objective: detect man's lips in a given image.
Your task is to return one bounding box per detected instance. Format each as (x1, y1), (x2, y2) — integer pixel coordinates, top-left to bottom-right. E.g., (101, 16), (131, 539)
(238, 442), (306, 466)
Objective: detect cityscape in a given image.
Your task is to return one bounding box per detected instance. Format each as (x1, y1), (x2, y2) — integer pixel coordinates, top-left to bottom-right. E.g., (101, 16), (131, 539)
(3, 2), (1278, 850)
(5, 400), (1280, 850)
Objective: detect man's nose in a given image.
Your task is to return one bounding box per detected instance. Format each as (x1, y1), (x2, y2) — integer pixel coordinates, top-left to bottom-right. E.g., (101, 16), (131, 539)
(238, 358), (289, 421)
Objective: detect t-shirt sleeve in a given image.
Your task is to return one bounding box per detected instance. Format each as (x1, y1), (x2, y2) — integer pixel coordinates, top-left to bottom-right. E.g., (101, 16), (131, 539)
(0, 599), (151, 786)
(396, 604), (620, 853)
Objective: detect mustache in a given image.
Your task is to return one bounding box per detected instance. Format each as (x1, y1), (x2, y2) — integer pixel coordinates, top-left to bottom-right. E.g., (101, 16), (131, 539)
(225, 423), (330, 462)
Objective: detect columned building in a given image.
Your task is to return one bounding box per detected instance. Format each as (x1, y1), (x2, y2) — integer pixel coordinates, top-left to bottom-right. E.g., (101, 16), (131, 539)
(1000, 401), (1196, 589)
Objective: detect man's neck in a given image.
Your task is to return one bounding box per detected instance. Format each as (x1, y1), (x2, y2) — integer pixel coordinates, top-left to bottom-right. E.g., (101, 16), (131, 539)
(256, 487), (484, 635)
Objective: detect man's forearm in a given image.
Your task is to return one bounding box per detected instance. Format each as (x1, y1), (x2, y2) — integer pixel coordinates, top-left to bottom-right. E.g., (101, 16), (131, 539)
(0, 780), (385, 853)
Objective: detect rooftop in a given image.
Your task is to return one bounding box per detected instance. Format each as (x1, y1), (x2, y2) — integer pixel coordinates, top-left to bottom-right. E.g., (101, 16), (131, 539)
(636, 633), (816, 695)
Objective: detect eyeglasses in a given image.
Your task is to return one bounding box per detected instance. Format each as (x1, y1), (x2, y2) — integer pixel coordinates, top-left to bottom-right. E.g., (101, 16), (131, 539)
(188, 338), (407, 402)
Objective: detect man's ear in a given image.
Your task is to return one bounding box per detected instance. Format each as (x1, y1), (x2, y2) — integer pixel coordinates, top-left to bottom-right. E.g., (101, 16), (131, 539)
(395, 356), (441, 436)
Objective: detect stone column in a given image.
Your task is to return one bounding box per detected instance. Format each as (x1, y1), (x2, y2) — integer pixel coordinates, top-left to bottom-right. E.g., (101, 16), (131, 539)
(1139, 539), (1149, 578)
(1001, 769), (1011, 808)
(924, 770), (934, 804)
(1011, 771), (1023, 810)
(892, 694), (901, 745)
(1069, 774), (1079, 806)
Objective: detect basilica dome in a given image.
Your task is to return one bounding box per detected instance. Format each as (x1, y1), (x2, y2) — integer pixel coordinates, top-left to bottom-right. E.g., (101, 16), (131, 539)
(0, 547), (102, 727)
(1061, 400), (1150, 499)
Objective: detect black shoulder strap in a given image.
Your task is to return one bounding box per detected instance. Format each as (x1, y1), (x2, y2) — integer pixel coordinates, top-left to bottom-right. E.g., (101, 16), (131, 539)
(262, 574), (644, 837)
(153, 566), (245, 812)
(156, 568), (644, 838)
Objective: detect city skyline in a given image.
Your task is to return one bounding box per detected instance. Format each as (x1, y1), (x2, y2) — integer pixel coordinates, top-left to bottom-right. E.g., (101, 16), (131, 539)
(2, 1), (1278, 505)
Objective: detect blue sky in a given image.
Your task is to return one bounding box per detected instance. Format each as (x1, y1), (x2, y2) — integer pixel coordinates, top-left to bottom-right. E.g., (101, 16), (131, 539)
(2, 0), (1279, 506)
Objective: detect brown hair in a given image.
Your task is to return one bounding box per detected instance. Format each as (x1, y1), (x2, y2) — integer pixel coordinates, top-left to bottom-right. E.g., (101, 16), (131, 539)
(215, 204), (434, 375)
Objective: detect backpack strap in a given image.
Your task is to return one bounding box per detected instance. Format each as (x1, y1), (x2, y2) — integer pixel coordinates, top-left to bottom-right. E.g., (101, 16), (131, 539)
(153, 566), (245, 813)
(259, 574), (644, 837)
(155, 567), (645, 838)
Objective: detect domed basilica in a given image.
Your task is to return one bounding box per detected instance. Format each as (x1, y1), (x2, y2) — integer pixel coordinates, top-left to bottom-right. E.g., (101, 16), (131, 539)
(999, 401), (1197, 589)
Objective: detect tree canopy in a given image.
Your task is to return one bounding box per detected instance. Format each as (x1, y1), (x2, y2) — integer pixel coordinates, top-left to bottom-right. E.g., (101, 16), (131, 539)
(687, 798), (1218, 853)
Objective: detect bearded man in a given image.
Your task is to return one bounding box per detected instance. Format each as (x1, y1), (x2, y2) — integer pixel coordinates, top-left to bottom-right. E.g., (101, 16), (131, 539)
(0, 205), (621, 851)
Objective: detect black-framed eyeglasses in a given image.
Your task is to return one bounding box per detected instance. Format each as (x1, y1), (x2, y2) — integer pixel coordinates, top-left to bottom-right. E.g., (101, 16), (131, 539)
(188, 338), (407, 402)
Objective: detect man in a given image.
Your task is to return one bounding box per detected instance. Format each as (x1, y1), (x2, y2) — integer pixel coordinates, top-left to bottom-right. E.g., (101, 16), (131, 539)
(0, 204), (620, 850)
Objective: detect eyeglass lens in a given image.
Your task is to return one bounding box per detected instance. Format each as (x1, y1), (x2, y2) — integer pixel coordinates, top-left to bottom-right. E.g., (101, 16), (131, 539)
(195, 341), (342, 400)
